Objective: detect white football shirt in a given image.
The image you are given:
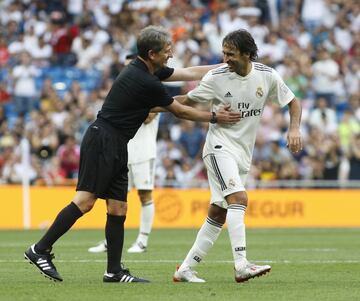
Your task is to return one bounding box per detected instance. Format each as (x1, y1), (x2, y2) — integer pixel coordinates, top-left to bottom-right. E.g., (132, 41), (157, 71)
(188, 63), (295, 172)
(127, 114), (160, 164)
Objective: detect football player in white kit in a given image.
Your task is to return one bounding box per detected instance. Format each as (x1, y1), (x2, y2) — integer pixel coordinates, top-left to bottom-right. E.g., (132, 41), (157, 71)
(126, 112), (159, 253)
(173, 29), (302, 283)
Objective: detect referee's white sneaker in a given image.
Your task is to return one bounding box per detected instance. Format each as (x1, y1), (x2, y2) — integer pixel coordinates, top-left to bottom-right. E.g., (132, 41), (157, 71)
(234, 260), (271, 283)
(127, 242), (146, 253)
(88, 240), (107, 253)
(173, 265), (205, 283)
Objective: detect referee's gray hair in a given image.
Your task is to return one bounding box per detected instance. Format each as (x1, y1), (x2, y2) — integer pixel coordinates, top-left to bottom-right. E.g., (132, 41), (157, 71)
(137, 26), (171, 59)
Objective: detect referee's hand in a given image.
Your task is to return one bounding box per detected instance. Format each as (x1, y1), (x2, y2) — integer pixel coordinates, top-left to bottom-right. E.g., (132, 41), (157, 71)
(216, 104), (241, 124)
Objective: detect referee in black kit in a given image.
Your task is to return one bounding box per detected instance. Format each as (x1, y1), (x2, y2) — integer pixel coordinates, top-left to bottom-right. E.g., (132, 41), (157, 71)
(24, 25), (241, 283)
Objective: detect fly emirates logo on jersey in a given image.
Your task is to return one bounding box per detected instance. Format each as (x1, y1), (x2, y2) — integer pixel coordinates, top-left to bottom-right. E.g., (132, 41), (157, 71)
(224, 87), (264, 119)
(236, 102), (262, 118)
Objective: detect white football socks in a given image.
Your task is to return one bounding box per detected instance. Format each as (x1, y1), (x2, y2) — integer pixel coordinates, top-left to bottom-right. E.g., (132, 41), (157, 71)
(136, 201), (154, 247)
(227, 204), (247, 268)
(179, 217), (223, 271)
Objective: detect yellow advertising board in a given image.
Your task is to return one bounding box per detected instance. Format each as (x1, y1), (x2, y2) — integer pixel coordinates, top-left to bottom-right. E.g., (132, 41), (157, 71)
(0, 186), (359, 229)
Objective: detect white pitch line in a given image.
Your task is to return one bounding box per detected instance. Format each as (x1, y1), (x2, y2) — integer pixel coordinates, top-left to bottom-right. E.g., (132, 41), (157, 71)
(287, 248), (337, 252)
(2, 259), (360, 264)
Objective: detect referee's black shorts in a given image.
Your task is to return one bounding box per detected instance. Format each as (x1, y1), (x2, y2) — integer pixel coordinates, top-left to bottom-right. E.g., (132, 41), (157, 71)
(76, 119), (129, 201)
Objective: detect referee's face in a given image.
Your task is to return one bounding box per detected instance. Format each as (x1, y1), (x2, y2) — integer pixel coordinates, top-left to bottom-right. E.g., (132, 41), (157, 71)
(153, 42), (173, 70)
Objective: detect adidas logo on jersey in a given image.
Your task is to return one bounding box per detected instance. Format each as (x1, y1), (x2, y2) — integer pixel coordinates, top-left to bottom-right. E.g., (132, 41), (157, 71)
(224, 92), (232, 98)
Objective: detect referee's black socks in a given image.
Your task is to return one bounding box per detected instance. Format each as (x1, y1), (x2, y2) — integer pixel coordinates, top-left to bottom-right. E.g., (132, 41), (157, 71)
(35, 202), (83, 253)
(106, 214), (126, 274)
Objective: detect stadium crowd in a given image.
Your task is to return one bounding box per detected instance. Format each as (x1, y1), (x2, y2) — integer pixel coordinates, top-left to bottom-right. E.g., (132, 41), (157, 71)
(0, 0), (359, 187)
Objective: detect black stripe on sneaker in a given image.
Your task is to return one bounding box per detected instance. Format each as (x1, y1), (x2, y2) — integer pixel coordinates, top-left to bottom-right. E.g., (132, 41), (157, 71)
(210, 154), (227, 191)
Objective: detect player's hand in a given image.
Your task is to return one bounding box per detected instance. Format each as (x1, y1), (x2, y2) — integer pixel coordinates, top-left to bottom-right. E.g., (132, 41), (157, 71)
(216, 104), (241, 124)
(287, 128), (302, 153)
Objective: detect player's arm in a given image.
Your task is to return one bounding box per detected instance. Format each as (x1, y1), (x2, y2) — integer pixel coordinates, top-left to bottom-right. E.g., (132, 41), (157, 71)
(173, 94), (198, 106)
(165, 64), (223, 82)
(143, 112), (158, 124)
(164, 99), (240, 124)
(287, 98), (302, 153)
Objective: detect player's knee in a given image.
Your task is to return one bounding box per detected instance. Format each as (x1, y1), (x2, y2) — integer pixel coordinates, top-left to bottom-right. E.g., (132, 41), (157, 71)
(208, 204), (227, 225)
(138, 190), (152, 204)
(73, 191), (97, 213)
(74, 198), (96, 214)
(107, 200), (127, 216)
(226, 191), (248, 206)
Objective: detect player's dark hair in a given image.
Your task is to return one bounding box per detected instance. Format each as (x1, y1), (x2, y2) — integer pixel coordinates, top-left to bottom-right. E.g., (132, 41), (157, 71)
(137, 26), (171, 60)
(223, 29), (258, 61)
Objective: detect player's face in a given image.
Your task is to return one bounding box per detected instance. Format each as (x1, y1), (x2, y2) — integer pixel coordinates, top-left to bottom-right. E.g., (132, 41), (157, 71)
(222, 44), (249, 74)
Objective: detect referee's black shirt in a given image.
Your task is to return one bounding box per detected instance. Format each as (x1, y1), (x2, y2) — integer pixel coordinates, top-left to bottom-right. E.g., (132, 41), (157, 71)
(97, 58), (174, 140)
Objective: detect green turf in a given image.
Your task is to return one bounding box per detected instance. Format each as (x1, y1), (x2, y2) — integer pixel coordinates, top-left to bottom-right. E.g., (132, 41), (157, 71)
(0, 228), (359, 301)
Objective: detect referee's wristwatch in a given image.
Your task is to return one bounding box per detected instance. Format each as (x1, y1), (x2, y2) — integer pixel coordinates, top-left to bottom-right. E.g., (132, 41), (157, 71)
(210, 112), (217, 124)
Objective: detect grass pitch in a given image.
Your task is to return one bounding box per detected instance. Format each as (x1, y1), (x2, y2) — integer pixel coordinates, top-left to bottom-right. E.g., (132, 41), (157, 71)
(0, 228), (359, 301)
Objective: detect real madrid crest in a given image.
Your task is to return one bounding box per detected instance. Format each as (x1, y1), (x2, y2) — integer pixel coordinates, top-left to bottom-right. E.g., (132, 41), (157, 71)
(256, 87), (264, 98)
(229, 179), (236, 187)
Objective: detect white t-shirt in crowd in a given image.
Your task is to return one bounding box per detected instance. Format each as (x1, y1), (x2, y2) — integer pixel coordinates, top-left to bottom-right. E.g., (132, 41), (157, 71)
(12, 65), (40, 97)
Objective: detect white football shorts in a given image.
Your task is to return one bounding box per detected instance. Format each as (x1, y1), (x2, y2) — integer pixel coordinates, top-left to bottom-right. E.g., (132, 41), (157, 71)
(128, 159), (156, 190)
(203, 153), (248, 209)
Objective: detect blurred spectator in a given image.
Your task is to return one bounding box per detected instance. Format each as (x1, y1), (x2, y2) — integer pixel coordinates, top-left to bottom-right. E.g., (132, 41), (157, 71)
(202, 14), (224, 57)
(268, 140), (293, 172)
(31, 121), (59, 161)
(2, 153), (40, 185)
(258, 160), (277, 181)
(348, 94), (360, 121)
(278, 159), (301, 180)
(71, 31), (102, 69)
(50, 100), (69, 129)
(178, 120), (205, 160)
(0, 35), (10, 67)
(308, 97), (337, 135)
(0, 82), (11, 104)
(321, 135), (342, 180)
(47, 11), (78, 66)
(344, 61), (359, 96)
(56, 135), (80, 179)
(259, 32), (287, 65)
(156, 157), (178, 187)
(12, 51), (40, 116)
(311, 49), (340, 107)
(41, 157), (67, 186)
(301, 0), (331, 32)
(29, 35), (53, 67)
(63, 80), (87, 107)
(348, 134), (360, 180)
(174, 160), (204, 188)
(338, 110), (360, 152)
